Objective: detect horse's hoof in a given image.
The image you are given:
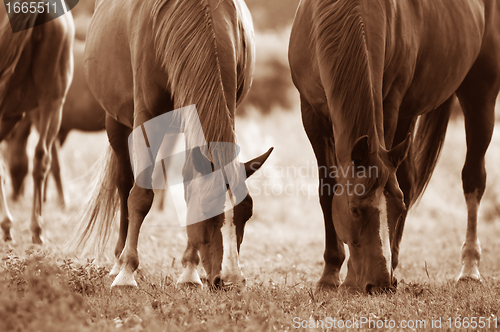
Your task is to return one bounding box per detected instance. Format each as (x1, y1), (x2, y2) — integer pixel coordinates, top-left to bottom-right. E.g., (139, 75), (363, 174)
(457, 265), (481, 283)
(218, 273), (246, 289)
(316, 275), (341, 290)
(2, 230), (12, 242)
(316, 281), (340, 291)
(209, 276), (245, 291)
(109, 262), (122, 278)
(32, 235), (43, 245)
(1, 218), (13, 242)
(177, 264), (203, 289)
(111, 269), (138, 288)
(177, 281), (203, 290)
(457, 275), (482, 284)
(339, 281), (362, 294)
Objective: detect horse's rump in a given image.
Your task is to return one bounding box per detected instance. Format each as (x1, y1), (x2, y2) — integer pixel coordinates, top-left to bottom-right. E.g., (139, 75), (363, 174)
(0, 18), (32, 98)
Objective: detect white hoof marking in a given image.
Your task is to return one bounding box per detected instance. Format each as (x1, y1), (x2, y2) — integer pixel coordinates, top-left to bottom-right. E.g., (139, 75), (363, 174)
(111, 268), (137, 288)
(177, 263), (203, 288)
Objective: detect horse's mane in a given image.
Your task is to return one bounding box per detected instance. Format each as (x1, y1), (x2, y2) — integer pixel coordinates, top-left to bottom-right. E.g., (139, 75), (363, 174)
(312, 0), (378, 162)
(151, 0), (240, 185)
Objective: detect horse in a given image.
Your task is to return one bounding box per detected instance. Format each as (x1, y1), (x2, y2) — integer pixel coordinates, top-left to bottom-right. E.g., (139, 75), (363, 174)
(6, 38), (105, 208)
(0, 5), (74, 244)
(3, 7), (168, 210)
(71, 0), (272, 288)
(289, 0), (500, 293)
(71, 0), (96, 41)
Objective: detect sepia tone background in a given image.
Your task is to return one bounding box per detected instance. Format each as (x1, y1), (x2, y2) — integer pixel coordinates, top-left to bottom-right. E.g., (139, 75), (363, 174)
(1, 0), (499, 330)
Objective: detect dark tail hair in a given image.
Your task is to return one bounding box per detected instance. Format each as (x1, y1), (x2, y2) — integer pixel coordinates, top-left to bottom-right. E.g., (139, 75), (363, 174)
(66, 147), (119, 257)
(409, 97), (454, 208)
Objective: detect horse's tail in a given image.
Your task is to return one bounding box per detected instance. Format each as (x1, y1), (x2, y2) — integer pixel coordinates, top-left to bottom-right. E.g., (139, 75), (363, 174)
(409, 98), (454, 208)
(151, 0), (240, 184)
(67, 147), (119, 257)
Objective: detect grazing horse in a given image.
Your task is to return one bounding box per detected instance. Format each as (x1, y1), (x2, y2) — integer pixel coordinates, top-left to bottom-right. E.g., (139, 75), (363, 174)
(0, 5), (74, 243)
(72, 0), (272, 288)
(6, 39), (105, 208)
(289, 0), (500, 293)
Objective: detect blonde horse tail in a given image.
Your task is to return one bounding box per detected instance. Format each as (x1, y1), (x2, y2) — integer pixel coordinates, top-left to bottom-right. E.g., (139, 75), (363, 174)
(67, 147), (119, 257)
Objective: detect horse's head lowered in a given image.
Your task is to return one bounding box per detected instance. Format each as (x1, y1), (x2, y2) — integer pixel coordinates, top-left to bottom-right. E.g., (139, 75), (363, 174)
(332, 135), (410, 293)
(184, 145), (273, 287)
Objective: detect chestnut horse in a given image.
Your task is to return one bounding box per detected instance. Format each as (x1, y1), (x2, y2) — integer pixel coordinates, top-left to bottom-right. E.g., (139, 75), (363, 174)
(0, 5), (74, 243)
(6, 39), (105, 208)
(72, 0), (272, 288)
(289, 0), (500, 292)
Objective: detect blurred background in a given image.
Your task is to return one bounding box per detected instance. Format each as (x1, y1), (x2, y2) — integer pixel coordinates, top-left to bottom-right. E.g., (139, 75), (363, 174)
(2, 0), (499, 287)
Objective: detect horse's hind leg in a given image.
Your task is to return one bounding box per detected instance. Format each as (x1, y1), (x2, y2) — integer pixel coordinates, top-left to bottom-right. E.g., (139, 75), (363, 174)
(46, 135), (67, 208)
(30, 20), (73, 244)
(106, 116), (133, 278)
(111, 110), (157, 287)
(455, 57), (500, 281)
(31, 105), (64, 244)
(0, 164), (15, 242)
(6, 114), (31, 201)
(301, 98), (346, 289)
(0, 107), (33, 242)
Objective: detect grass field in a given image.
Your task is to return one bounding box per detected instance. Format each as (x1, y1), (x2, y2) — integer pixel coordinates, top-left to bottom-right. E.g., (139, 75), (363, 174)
(0, 103), (499, 331)
(2, 1), (499, 331)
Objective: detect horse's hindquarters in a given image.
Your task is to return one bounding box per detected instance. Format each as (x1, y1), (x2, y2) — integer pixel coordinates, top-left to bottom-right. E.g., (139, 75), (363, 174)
(84, 0), (134, 127)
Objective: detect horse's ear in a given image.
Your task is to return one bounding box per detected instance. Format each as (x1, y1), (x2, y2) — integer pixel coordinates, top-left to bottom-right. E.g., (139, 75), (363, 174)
(244, 147), (274, 178)
(351, 136), (370, 167)
(388, 134), (411, 168)
(192, 146), (213, 175)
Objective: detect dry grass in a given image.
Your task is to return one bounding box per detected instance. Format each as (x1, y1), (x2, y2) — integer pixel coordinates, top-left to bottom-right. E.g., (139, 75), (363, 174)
(0, 107), (499, 331)
(3, 2), (499, 331)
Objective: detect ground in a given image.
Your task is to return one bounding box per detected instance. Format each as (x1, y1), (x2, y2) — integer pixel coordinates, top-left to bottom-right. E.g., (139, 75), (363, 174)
(0, 105), (499, 331)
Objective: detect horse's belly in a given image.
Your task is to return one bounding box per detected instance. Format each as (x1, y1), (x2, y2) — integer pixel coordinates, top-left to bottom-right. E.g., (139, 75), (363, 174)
(84, 0), (134, 128)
